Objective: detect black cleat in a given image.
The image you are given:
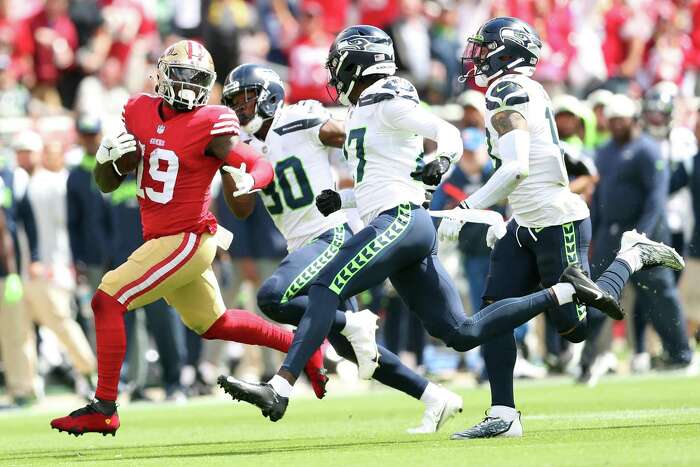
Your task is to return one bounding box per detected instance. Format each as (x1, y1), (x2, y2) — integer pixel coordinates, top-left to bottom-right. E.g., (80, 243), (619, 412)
(451, 411), (522, 439)
(217, 375), (289, 422)
(559, 265), (625, 320)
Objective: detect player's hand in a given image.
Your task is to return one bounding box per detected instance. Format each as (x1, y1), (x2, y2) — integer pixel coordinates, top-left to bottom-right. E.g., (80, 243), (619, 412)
(96, 133), (136, 164)
(222, 163), (259, 197)
(421, 156), (451, 186)
(486, 222), (506, 248)
(438, 217), (464, 243)
(316, 189), (341, 216)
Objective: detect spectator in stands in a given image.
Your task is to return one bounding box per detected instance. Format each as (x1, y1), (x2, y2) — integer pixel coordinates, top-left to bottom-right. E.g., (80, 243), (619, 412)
(285, 2), (334, 103)
(0, 155), (37, 408)
(0, 0), (35, 86)
(0, 54), (32, 118)
(581, 95), (693, 382)
(358, 0), (401, 30)
(602, 0), (654, 81)
(73, 57), (128, 134)
(586, 89), (613, 149)
(429, 0), (460, 99)
(391, 0), (431, 93)
(66, 114), (112, 291)
(15, 130), (97, 398)
(27, 0), (78, 108)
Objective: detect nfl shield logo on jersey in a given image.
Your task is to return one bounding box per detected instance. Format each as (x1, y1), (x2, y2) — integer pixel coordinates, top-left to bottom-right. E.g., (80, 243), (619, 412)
(157, 124), (166, 134)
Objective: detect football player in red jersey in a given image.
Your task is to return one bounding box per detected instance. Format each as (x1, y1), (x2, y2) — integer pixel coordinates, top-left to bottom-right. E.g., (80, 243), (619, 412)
(51, 40), (327, 437)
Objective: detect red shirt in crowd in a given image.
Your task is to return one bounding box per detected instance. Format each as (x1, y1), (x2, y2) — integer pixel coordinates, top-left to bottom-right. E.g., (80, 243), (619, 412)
(287, 33), (335, 104)
(26, 7), (78, 84)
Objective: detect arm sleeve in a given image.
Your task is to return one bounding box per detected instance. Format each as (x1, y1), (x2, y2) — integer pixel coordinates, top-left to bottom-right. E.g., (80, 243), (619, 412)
(378, 97), (462, 163)
(339, 189), (356, 209)
(636, 145), (669, 234)
(465, 129), (530, 209)
(224, 141), (274, 190)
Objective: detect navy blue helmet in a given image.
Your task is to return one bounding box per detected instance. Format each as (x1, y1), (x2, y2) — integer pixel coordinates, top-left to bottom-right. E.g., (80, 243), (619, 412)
(222, 63), (285, 134)
(325, 25), (397, 105)
(461, 17), (542, 88)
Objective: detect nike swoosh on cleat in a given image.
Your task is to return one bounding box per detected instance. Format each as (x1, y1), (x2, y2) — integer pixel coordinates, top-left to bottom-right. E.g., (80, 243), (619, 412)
(578, 284), (603, 300)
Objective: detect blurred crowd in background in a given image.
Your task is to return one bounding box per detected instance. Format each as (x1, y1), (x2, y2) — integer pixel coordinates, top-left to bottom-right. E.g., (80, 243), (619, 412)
(0, 0), (699, 409)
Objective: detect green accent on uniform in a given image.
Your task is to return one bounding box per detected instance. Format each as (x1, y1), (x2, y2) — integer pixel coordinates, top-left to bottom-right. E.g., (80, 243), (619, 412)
(345, 127), (367, 182)
(329, 204), (412, 295)
(80, 154), (98, 172)
(110, 180), (139, 205)
(281, 225), (346, 304)
(1, 187), (12, 209)
(562, 222), (587, 321)
(655, 160), (667, 171)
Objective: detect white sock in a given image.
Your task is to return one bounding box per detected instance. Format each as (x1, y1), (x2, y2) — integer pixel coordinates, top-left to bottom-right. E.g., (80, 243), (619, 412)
(419, 382), (443, 405)
(489, 405), (518, 422)
(340, 310), (354, 336)
(551, 283), (575, 305)
(268, 375), (293, 398)
(617, 248), (642, 273)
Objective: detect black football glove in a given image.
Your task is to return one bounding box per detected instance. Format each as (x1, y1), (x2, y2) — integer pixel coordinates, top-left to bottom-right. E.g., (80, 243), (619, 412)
(421, 156), (451, 186)
(316, 189), (341, 217)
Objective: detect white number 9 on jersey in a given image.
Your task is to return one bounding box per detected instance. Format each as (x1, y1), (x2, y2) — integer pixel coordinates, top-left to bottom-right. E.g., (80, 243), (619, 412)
(136, 148), (179, 204)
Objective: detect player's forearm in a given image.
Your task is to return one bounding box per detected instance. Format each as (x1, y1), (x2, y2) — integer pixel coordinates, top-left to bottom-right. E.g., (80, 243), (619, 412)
(465, 130), (530, 209)
(224, 142), (274, 190)
(464, 161), (525, 209)
(339, 189), (356, 208)
(93, 162), (125, 193)
(220, 171), (256, 219)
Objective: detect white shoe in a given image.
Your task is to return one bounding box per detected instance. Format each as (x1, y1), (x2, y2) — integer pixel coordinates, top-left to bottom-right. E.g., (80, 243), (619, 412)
(407, 388), (463, 434)
(340, 309), (379, 379)
(620, 229), (685, 271)
(630, 352), (651, 373)
(451, 409), (523, 439)
(513, 355), (547, 379)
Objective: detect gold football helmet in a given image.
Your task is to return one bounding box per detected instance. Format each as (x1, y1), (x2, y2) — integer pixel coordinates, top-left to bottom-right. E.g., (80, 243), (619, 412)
(156, 40), (216, 111)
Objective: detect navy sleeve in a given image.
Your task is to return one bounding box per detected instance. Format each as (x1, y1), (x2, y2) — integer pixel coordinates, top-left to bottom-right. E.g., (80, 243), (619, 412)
(66, 172), (85, 265)
(16, 191), (39, 262)
(669, 162), (689, 194)
(635, 142), (669, 235)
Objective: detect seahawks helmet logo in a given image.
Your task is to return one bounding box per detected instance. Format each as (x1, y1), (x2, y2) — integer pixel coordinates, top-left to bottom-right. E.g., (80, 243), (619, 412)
(500, 28), (541, 54)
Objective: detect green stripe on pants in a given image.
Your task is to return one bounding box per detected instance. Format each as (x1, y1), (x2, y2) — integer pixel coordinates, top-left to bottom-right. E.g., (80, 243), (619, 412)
(329, 204), (412, 296)
(280, 225), (346, 304)
(562, 222), (587, 321)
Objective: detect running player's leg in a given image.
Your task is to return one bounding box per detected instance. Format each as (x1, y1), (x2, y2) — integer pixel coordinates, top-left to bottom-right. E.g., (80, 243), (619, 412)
(534, 219), (592, 343)
(51, 232), (215, 435)
(257, 225), (441, 418)
(279, 204), (432, 384)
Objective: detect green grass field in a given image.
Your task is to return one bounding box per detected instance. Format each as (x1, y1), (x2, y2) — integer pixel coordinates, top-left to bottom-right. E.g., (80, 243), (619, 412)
(1, 374), (699, 466)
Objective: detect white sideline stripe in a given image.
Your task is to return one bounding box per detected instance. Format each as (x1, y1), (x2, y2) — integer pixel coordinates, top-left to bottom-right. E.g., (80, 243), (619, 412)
(526, 407), (700, 421)
(210, 126), (239, 135)
(218, 114), (238, 119)
(213, 120), (239, 128)
(117, 233), (197, 304)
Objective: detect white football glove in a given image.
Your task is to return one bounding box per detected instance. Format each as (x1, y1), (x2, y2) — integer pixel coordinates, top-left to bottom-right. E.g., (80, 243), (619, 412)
(486, 222), (507, 248)
(96, 133), (137, 164)
(221, 163), (260, 197)
(438, 217), (465, 243)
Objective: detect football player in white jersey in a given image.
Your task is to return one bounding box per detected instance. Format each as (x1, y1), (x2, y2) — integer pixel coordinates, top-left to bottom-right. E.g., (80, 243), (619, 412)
(218, 25), (636, 423)
(219, 63), (464, 433)
(446, 17), (685, 440)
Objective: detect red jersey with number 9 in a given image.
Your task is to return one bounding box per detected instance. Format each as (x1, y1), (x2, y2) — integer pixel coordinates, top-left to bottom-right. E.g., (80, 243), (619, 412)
(121, 94), (240, 240)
